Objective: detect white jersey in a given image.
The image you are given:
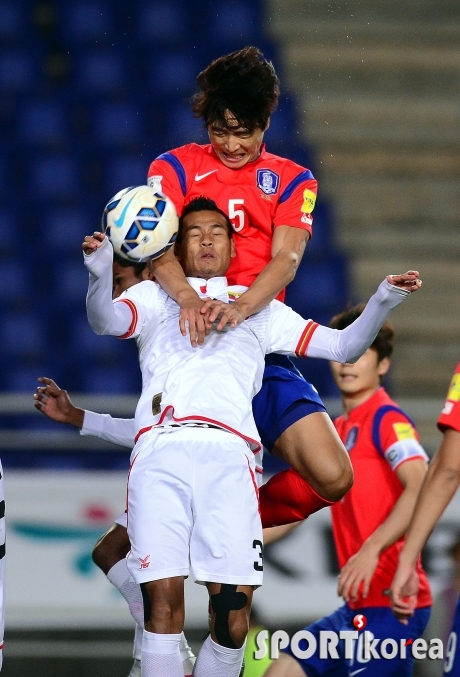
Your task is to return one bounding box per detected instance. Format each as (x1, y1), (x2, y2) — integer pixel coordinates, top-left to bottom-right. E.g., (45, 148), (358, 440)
(85, 238), (411, 454)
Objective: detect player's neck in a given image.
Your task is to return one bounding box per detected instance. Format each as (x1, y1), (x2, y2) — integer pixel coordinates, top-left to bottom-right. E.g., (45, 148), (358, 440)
(341, 386), (381, 417)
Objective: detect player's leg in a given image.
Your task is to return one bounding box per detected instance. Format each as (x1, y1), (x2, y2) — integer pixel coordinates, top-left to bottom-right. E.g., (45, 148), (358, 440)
(444, 595), (460, 676)
(126, 428), (194, 677)
(139, 576), (186, 677)
(190, 428), (263, 677)
(253, 358), (352, 526)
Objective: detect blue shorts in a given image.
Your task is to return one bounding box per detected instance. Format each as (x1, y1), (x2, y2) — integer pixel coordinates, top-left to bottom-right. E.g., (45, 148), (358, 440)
(284, 603), (431, 677)
(252, 354), (326, 452)
(444, 595), (460, 675)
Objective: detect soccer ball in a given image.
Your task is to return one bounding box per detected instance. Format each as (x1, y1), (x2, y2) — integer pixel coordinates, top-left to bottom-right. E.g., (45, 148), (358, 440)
(102, 185), (178, 262)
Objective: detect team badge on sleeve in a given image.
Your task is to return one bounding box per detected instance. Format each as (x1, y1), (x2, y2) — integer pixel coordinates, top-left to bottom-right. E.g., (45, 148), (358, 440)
(447, 374), (460, 402)
(301, 188), (317, 214)
(257, 169), (279, 195)
(147, 175), (163, 193)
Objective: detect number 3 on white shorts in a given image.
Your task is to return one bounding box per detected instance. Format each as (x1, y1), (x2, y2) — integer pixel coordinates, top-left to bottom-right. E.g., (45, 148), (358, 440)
(229, 199), (245, 232)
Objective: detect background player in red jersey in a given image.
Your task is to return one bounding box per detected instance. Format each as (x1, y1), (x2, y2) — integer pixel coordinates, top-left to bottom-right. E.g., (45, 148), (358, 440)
(264, 307), (431, 677)
(391, 363), (460, 675)
(147, 46), (355, 527)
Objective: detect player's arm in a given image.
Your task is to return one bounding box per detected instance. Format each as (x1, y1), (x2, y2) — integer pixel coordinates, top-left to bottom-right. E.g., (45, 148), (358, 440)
(204, 226), (309, 331)
(263, 521), (302, 546)
(149, 248), (210, 347)
(304, 273), (421, 363)
(34, 377), (135, 447)
(338, 457), (427, 603)
(147, 154), (208, 347)
(84, 233), (142, 337)
(391, 427), (460, 620)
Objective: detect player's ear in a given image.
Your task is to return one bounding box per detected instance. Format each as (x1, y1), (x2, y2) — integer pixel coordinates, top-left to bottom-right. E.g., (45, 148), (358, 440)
(377, 357), (391, 378)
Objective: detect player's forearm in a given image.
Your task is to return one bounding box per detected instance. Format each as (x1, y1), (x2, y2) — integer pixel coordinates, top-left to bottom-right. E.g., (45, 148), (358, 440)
(399, 435), (460, 565)
(150, 248), (200, 305)
(307, 279), (410, 363)
(263, 522), (302, 546)
(66, 407), (85, 429)
(233, 250), (301, 318)
(81, 411), (136, 448)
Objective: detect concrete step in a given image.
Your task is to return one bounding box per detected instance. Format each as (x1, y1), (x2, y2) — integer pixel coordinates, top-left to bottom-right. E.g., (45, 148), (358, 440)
(297, 96), (460, 146)
(316, 175), (460, 224)
(336, 225), (460, 259)
(267, 0), (460, 25)
(391, 345), (459, 397)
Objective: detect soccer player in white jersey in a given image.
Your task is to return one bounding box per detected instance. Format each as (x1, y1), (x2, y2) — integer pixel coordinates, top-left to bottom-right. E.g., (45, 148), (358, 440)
(82, 196), (420, 677)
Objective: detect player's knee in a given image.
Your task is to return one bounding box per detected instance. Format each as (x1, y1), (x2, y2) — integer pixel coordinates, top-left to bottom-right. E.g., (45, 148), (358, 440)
(210, 585), (249, 649)
(92, 525), (130, 574)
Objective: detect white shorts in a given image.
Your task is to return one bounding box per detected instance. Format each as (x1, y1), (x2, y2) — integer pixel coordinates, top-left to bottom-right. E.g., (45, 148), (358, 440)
(126, 426), (263, 587)
(114, 511), (127, 528)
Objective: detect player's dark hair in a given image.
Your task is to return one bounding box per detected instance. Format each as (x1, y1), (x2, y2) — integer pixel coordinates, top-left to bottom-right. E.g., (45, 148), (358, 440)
(176, 196), (233, 247)
(113, 252), (147, 275)
(191, 46), (280, 132)
(329, 304), (395, 362)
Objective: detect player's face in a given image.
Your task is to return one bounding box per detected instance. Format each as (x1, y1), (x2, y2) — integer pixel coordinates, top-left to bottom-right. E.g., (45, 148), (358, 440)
(112, 262), (149, 299)
(208, 113), (267, 170)
(330, 348), (390, 399)
(178, 210), (236, 279)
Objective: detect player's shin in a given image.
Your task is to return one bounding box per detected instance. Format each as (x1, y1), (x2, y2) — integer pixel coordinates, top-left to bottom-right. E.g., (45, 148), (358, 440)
(106, 559), (145, 628)
(193, 635), (246, 677)
(259, 468), (335, 528)
(142, 631), (183, 677)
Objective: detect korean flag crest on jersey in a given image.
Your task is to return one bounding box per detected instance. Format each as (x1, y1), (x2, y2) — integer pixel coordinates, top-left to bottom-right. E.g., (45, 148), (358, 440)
(257, 169), (279, 195)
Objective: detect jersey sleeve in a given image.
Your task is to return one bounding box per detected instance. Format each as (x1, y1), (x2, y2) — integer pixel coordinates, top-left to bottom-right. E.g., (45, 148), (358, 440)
(438, 363), (460, 433)
(377, 410), (428, 471)
(81, 411), (135, 448)
(264, 300), (319, 356)
(273, 165), (317, 234)
(147, 146), (194, 216)
(114, 281), (163, 339)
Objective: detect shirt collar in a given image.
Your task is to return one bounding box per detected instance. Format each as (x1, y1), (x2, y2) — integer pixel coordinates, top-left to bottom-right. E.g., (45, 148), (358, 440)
(186, 276), (229, 300)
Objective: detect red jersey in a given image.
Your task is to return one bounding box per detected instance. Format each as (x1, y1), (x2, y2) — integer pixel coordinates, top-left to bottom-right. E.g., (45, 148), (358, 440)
(147, 143), (317, 299)
(332, 387), (432, 609)
(438, 362), (460, 433)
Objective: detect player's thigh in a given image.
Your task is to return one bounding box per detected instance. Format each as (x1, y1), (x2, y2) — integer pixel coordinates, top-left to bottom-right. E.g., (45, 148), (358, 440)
(351, 606), (430, 677)
(127, 429), (193, 583)
(191, 430), (263, 587)
(444, 596), (460, 675)
(272, 412), (351, 494)
(93, 522), (130, 572)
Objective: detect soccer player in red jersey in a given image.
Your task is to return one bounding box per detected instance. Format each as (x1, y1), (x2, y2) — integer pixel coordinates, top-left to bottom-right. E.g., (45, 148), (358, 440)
(147, 46), (354, 523)
(391, 363), (460, 675)
(265, 307), (431, 677)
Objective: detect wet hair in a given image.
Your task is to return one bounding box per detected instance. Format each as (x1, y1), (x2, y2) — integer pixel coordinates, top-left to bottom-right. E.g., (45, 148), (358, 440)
(329, 304), (395, 362)
(190, 46), (280, 132)
(175, 196), (233, 248)
(113, 252), (146, 276)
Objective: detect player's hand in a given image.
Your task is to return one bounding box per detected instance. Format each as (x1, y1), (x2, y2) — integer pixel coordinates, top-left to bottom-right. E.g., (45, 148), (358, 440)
(179, 297), (213, 347)
(337, 543), (380, 603)
(200, 299), (246, 331)
(386, 270), (422, 293)
(82, 231), (106, 255)
(34, 378), (84, 428)
(389, 562), (419, 624)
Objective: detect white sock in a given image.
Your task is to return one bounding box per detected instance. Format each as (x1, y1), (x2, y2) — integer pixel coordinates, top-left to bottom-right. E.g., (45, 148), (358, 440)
(193, 636), (245, 677)
(133, 623), (143, 660)
(142, 630), (183, 677)
(107, 559), (144, 628)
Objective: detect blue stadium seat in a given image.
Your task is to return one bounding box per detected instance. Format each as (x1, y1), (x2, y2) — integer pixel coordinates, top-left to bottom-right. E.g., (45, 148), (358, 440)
(30, 154), (80, 198)
(68, 314), (128, 360)
(92, 102), (144, 147)
(137, 1), (188, 43)
(0, 50), (37, 90)
(60, 2), (113, 43)
(77, 362), (142, 394)
(0, 208), (17, 249)
(103, 153), (148, 195)
(164, 107), (207, 148)
(0, 2), (24, 42)
(75, 51), (126, 92)
(18, 99), (67, 146)
(1, 260), (29, 303)
(204, 1), (265, 45)
(0, 312), (46, 357)
(43, 206), (97, 253)
(285, 253), (349, 316)
(52, 260), (91, 305)
(151, 52), (200, 97)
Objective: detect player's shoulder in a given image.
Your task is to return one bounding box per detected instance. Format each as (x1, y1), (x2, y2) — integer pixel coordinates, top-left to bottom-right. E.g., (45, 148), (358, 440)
(118, 280), (163, 304)
(371, 388), (413, 425)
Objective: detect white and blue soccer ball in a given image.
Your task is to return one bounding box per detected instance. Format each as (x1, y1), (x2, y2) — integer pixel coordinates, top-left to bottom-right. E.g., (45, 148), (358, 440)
(102, 185), (178, 262)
